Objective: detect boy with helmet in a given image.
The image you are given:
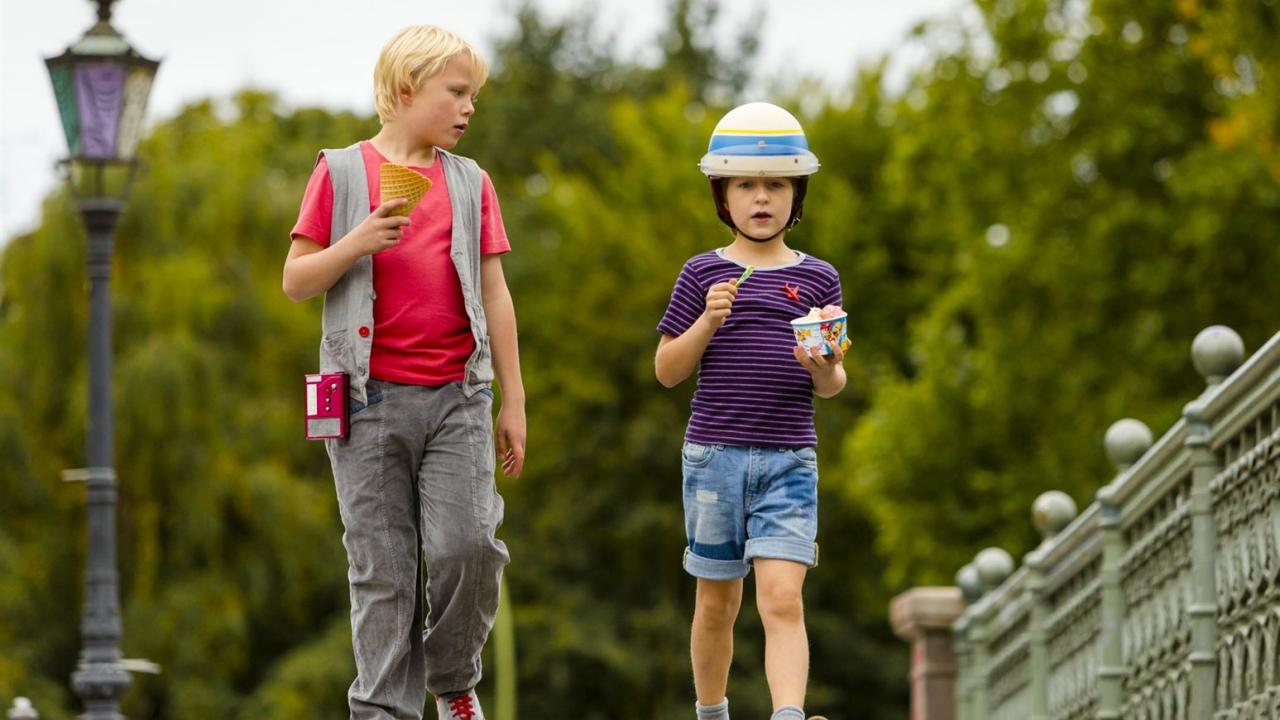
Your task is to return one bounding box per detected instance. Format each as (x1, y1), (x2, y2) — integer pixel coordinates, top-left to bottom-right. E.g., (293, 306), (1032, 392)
(655, 102), (844, 720)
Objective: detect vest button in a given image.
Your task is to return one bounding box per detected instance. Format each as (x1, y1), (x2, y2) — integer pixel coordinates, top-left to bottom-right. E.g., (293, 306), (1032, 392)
(358, 326), (370, 337)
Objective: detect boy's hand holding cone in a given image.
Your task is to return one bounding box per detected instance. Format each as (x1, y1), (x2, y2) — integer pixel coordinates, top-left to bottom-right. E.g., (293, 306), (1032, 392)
(340, 165), (428, 257)
(380, 162), (431, 216)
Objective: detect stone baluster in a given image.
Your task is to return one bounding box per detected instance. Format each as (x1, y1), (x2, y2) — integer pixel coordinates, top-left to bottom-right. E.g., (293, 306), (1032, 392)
(1096, 418), (1154, 718)
(1026, 490), (1078, 720)
(967, 547), (1014, 720)
(953, 563), (982, 720)
(1185, 325), (1244, 717)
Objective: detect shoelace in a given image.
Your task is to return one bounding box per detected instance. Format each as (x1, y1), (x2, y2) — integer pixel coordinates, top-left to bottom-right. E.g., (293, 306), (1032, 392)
(447, 694), (476, 720)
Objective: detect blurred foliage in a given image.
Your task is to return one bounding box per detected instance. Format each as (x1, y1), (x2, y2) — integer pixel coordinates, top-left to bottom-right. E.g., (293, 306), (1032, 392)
(842, 0), (1280, 590)
(4, 0), (1280, 717)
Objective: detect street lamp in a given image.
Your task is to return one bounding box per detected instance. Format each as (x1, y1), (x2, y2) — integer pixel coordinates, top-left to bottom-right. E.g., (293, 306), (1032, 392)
(45, 1), (159, 718)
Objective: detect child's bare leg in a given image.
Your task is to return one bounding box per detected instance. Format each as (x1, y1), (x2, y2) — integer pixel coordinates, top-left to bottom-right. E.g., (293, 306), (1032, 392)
(691, 577), (744, 705)
(755, 559), (809, 710)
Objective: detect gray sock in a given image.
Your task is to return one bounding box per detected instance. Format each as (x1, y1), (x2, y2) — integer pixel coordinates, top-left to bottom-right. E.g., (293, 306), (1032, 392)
(696, 697), (729, 720)
(770, 706), (804, 720)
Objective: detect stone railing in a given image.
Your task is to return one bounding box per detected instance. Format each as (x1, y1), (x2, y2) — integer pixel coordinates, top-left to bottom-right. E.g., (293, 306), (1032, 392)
(891, 325), (1280, 719)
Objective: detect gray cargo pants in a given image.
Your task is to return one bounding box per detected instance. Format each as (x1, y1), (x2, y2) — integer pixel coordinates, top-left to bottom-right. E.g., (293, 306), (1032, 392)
(326, 378), (510, 719)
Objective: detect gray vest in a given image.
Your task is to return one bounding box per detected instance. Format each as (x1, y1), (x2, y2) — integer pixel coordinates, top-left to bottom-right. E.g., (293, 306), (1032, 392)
(318, 144), (493, 403)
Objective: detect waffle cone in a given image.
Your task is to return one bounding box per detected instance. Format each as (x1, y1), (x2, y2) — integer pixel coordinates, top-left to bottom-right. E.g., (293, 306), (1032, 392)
(380, 163), (432, 216)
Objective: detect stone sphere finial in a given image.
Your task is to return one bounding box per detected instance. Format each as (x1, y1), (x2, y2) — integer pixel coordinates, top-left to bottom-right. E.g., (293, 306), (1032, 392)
(975, 547), (1015, 591)
(1033, 490), (1077, 540)
(1105, 418), (1153, 470)
(1191, 325), (1244, 386)
(956, 563), (983, 604)
(8, 697), (38, 719)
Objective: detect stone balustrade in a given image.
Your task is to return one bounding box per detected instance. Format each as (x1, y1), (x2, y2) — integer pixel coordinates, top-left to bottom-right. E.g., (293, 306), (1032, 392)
(893, 325), (1280, 719)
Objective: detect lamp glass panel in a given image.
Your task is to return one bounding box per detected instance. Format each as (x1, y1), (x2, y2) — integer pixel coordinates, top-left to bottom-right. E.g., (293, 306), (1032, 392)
(75, 63), (125, 159)
(116, 67), (154, 160)
(49, 63), (81, 155)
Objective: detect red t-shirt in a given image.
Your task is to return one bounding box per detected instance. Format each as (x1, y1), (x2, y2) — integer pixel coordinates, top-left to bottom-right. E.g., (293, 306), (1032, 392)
(291, 141), (510, 386)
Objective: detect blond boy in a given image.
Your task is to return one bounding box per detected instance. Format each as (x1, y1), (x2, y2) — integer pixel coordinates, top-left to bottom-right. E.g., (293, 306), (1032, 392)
(283, 25), (525, 720)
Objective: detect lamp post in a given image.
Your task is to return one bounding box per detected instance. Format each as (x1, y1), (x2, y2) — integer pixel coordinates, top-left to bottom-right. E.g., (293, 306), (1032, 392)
(45, 2), (158, 718)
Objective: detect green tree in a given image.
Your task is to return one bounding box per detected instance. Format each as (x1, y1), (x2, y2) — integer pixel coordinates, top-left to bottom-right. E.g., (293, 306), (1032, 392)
(18, 0), (1280, 716)
(842, 0), (1280, 589)
(0, 3), (905, 718)
(0, 94), (375, 717)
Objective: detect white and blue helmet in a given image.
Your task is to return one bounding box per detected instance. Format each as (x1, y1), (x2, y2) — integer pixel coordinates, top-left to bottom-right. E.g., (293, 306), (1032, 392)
(699, 102), (819, 230)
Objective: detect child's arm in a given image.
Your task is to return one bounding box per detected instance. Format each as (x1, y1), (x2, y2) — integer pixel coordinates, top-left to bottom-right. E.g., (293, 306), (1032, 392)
(282, 199), (409, 302)
(795, 343), (848, 399)
(654, 280), (737, 387)
(481, 255), (526, 478)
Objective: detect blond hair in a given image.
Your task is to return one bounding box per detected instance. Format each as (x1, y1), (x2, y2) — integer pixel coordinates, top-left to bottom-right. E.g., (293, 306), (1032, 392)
(373, 25), (489, 124)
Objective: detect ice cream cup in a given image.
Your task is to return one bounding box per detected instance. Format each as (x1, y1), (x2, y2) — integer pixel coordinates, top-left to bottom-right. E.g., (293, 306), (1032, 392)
(791, 312), (849, 356)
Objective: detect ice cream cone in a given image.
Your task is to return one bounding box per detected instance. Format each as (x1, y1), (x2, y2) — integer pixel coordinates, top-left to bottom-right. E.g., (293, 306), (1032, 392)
(380, 163), (432, 216)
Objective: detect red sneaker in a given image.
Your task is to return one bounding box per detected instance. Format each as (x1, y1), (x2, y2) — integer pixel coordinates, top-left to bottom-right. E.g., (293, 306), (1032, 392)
(434, 689), (484, 720)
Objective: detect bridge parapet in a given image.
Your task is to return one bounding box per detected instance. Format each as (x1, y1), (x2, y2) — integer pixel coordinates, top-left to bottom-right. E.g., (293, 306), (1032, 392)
(894, 325), (1280, 719)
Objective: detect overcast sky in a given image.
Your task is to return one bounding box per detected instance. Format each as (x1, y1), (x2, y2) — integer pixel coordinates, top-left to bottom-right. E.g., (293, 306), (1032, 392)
(1, 0), (968, 241)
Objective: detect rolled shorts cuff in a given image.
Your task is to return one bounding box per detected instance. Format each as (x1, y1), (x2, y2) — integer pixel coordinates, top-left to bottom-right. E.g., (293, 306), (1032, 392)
(744, 537), (818, 568)
(683, 548), (750, 580)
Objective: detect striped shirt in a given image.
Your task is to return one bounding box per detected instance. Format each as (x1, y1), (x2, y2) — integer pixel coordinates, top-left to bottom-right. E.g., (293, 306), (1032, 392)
(658, 248), (842, 448)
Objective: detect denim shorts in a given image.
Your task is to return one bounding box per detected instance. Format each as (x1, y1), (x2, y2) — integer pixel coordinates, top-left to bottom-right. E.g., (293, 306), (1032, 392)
(681, 442), (819, 580)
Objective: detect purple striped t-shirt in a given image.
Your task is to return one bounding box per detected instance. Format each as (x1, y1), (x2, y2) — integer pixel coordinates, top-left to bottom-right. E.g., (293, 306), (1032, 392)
(657, 249), (843, 448)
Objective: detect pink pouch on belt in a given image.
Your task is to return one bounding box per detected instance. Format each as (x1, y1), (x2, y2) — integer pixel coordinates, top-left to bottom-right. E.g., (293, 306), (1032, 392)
(304, 372), (348, 440)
